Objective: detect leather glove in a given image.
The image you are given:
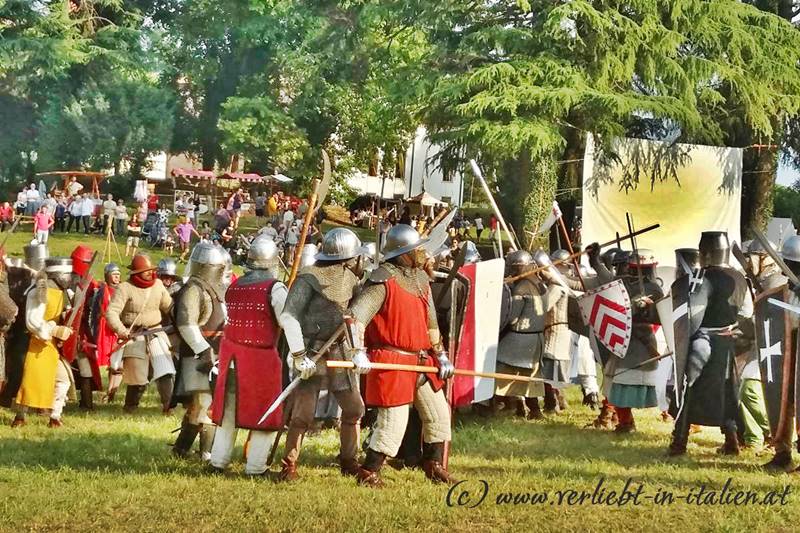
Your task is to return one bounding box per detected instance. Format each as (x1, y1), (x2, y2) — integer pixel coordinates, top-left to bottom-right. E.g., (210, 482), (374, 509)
(292, 352), (317, 380)
(350, 348), (372, 375)
(436, 351), (455, 380)
(52, 325), (74, 341)
(195, 348), (214, 374)
(586, 242), (600, 262)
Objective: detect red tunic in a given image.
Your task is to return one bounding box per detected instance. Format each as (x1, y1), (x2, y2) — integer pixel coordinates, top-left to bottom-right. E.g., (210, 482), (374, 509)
(64, 278), (102, 390)
(94, 284), (118, 367)
(211, 278), (283, 430)
(364, 277), (443, 407)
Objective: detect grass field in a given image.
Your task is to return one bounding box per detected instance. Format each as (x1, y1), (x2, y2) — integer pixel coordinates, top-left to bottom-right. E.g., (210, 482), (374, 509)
(0, 216), (798, 532)
(0, 386), (798, 532)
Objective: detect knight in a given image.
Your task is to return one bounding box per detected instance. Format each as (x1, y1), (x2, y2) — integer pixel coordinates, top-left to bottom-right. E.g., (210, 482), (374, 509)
(347, 224), (456, 487)
(171, 242), (228, 460)
(105, 254), (174, 413)
(12, 257), (74, 427)
(209, 234), (288, 475)
(667, 231), (753, 456)
(277, 227), (367, 480)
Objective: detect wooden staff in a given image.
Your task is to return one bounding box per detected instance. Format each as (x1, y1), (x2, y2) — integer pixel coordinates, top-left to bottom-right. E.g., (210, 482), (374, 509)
(557, 215), (586, 291)
(326, 360), (547, 383)
(469, 160), (519, 251)
(504, 223), (660, 283)
(421, 208), (450, 238)
(287, 178), (320, 286)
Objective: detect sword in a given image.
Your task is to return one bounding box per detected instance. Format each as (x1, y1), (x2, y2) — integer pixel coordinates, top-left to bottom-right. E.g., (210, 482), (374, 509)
(767, 297), (800, 316)
(257, 324), (346, 425)
(753, 228), (800, 286)
(433, 242), (468, 308)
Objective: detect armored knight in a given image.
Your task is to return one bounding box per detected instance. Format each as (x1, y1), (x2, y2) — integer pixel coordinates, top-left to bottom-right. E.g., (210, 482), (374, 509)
(494, 250), (547, 419)
(12, 257), (74, 428)
(0, 252), (19, 398)
(105, 254), (173, 413)
(209, 234), (288, 475)
(668, 231), (753, 455)
(89, 263), (122, 401)
(158, 258), (182, 295)
(171, 242), (228, 460)
(63, 245), (102, 410)
(277, 227), (366, 480)
(591, 247), (664, 433)
(0, 244), (44, 409)
(347, 224), (456, 487)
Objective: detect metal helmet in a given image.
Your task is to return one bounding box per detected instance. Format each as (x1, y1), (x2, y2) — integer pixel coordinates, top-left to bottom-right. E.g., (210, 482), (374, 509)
(698, 231), (730, 267)
(315, 227), (364, 261)
(24, 242), (49, 271)
(550, 249), (571, 263)
(780, 235), (800, 263)
(578, 264), (597, 278)
(129, 254), (155, 275)
(599, 247), (622, 270)
(381, 224), (428, 261)
(299, 244), (318, 268)
(157, 258), (178, 278)
(187, 241), (227, 284)
(505, 250), (533, 267)
(532, 248), (553, 269)
(745, 238), (776, 255)
(628, 249), (657, 268)
(463, 241), (481, 264)
(612, 250), (632, 266)
(221, 248), (234, 288)
(71, 245), (94, 278)
(674, 248), (700, 278)
(45, 257), (73, 290)
(247, 234), (279, 270)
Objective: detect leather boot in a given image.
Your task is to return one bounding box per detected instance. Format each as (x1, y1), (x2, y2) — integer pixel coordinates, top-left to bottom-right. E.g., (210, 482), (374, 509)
(763, 451), (793, 472)
(198, 424), (216, 461)
(79, 377), (94, 410)
(422, 442), (458, 484)
(525, 398), (544, 420)
(156, 375), (174, 414)
(279, 459), (299, 482)
(514, 397), (528, 418)
(586, 402), (615, 430)
(357, 449), (386, 488)
(543, 384), (559, 414)
(10, 415), (26, 428)
(172, 422), (201, 458)
(123, 385), (141, 413)
(582, 391), (599, 410)
(718, 428), (740, 456)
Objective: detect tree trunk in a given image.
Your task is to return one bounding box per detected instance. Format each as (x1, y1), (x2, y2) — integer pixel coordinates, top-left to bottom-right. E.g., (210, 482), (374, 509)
(740, 145), (778, 239)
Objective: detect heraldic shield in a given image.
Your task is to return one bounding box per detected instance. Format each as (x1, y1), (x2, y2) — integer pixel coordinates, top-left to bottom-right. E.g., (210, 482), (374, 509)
(578, 279), (632, 359)
(755, 286), (797, 439)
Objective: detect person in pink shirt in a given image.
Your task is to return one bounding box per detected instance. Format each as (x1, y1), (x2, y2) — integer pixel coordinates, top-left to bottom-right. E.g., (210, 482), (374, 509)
(33, 205), (55, 244)
(173, 216), (200, 261)
(0, 201), (14, 232)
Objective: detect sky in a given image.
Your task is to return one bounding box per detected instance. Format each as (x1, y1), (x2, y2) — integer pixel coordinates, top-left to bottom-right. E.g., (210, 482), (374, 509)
(777, 161), (800, 186)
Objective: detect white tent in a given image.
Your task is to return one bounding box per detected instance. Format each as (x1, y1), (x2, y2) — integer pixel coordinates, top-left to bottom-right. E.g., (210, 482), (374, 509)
(766, 217), (797, 248)
(407, 191), (448, 207)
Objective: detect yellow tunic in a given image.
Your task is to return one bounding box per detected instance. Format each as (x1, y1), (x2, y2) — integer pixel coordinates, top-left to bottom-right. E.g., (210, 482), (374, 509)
(16, 288), (65, 409)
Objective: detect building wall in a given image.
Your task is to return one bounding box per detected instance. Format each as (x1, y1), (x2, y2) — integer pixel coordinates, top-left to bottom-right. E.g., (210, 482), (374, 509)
(404, 126), (464, 206)
(346, 171), (406, 199)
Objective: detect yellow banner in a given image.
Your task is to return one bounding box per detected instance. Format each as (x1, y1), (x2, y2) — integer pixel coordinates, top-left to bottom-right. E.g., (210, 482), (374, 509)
(581, 136), (742, 268)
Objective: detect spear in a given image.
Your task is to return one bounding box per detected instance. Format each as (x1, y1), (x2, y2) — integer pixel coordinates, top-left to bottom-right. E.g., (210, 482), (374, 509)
(326, 360), (553, 384)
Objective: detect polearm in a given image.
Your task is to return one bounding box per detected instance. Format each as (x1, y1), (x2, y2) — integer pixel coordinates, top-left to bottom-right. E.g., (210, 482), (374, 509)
(613, 352), (674, 377)
(469, 160), (519, 251)
(326, 360), (551, 384)
(556, 209), (586, 291)
(504, 224), (660, 283)
(257, 324), (346, 425)
(287, 178), (320, 286)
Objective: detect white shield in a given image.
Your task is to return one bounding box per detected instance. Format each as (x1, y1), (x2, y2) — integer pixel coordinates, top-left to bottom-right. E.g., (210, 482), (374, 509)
(578, 279), (633, 359)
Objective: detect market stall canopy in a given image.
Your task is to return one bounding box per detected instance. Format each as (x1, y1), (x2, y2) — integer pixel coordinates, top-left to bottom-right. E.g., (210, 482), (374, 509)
(406, 191), (448, 207)
(268, 173), (293, 183)
(36, 170), (109, 194)
(171, 168), (215, 180)
(219, 172), (264, 183)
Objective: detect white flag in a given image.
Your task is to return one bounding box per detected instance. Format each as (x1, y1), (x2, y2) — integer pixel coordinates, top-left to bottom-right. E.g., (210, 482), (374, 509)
(536, 201), (562, 235)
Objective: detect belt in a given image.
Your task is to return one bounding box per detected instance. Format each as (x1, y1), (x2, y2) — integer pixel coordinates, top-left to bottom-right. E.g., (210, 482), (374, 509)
(510, 330), (544, 335)
(374, 345), (427, 357)
(699, 324), (738, 337)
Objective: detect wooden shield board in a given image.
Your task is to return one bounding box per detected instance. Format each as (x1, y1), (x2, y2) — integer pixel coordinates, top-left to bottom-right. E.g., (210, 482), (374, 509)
(578, 279), (632, 359)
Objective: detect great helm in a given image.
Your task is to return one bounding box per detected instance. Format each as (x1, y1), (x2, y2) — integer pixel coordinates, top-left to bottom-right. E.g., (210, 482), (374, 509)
(247, 233), (279, 269)
(381, 224), (428, 261)
(698, 231), (730, 267)
(628, 249), (657, 268)
(780, 235), (800, 264)
(187, 241), (227, 283)
(23, 242), (49, 271)
(674, 248), (700, 278)
(45, 257), (73, 289)
(315, 228), (364, 261)
(71, 245), (94, 278)
(157, 257), (178, 278)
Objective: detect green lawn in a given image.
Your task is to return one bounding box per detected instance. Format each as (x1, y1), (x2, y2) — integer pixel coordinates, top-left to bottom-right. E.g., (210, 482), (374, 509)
(0, 218), (798, 532)
(0, 386), (797, 532)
